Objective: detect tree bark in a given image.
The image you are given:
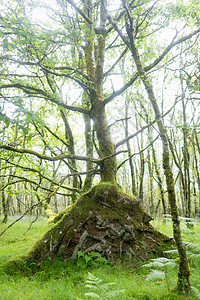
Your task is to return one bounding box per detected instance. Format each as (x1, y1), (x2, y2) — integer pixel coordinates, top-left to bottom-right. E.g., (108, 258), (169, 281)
(125, 100), (137, 196)
(83, 92), (94, 191)
(129, 39), (190, 292)
(83, 0), (117, 183)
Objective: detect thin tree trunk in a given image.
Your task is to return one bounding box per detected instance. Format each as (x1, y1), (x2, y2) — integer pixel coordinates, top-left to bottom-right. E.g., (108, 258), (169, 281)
(147, 133), (154, 215)
(180, 66), (191, 218)
(192, 130), (200, 217)
(152, 145), (167, 217)
(60, 109), (78, 192)
(1, 190), (8, 223)
(129, 38), (190, 292)
(125, 99), (137, 196)
(138, 133), (145, 204)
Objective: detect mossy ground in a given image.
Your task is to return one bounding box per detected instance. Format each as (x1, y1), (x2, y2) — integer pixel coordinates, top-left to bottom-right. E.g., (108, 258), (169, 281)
(0, 215), (200, 299)
(24, 183), (173, 265)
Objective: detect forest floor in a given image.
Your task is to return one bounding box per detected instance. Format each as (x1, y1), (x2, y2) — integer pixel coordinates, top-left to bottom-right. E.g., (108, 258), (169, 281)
(0, 216), (200, 300)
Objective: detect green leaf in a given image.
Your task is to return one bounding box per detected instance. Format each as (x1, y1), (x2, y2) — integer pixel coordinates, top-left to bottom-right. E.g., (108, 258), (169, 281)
(84, 255), (92, 264)
(19, 125), (29, 134)
(76, 259), (86, 268)
(77, 251), (84, 258)
(0, 112), (10, 127)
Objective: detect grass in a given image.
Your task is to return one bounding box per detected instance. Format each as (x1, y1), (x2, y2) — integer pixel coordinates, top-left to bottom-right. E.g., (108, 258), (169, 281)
(0, 216), (200, 299)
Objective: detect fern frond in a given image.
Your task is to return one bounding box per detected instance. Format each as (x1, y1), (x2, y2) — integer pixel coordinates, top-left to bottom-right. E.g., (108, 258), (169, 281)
(84, 272), (125, 300)
(143, 261), (165, 269)
(87, 272), (101, 281)
(164, 249), (178, 258)
(84, 292), (102, 299)
(191, 287), (200, 299)
(85, 279), (103, 284)
(143, 257), (176, 269)
(85, 284), (100, 290)
(184, 241), (200, 252)
(100, 282), (116, 290)
(106, 289), (125, 297)
(146, 269), (164, 282)
(151, 257), (172, 263)
(189, 253), (200, 260)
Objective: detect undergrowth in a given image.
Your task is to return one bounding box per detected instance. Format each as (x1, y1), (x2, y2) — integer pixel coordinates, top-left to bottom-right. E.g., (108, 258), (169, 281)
(0, 215), (199, 299)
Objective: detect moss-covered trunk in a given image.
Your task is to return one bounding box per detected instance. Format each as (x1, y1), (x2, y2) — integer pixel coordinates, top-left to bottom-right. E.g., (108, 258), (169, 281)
(91, 104), (117, 183)
(83, 0), (117, 183)
(130, 39), (190, 293)
(83, 92), (94, 191)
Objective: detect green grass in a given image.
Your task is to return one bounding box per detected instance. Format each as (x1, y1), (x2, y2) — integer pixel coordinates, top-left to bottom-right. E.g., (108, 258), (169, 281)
(0, 216), (200, 299)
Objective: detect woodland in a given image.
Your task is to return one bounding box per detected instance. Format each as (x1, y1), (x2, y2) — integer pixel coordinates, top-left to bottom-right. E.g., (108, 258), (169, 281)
(0, 0), (200, 298)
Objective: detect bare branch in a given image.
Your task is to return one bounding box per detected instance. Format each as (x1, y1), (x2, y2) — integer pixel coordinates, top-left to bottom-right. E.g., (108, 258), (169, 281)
(104, 47), (128, 77)
(0, 174), (73, 195)
(103, 18), (200, 106)
(0, 144), (99, 163)
(103, 72), (139, 105)
(117, 135), (159, 170)
(65, 0), (93, 24)
(116, 96), (181, 148)
(0, 175), (72, 237)
(0, 179), (25, 191)
(146, 28), (200, 72)
(108, 117), (131, 129)
(0, 83), (90, 115)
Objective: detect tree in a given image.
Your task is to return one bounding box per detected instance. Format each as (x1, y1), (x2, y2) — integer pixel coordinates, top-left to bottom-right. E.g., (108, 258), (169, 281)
(1, 0), (200, 293)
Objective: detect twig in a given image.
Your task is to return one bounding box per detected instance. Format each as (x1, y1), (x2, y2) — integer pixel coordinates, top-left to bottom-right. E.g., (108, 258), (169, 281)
(0, 175), (70, 237)
(108, 117), (131, 129)
(117, 136), (159, 170)
(23, 207), (39, 235)
(116, 96), (181, 149)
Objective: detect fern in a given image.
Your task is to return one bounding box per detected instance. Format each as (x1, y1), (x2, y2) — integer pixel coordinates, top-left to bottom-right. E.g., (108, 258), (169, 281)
(164, 249), (179, 259)
(143, 257), (176, 270)
(146, 269), (164, 282)
(189, 253), (200, 260)
(84, 292), (102, 299)
(143, 256), (177, 292)
(184, 241), (200, 253)
(191, 287), (200, 299)
(84, 272), (125, 299)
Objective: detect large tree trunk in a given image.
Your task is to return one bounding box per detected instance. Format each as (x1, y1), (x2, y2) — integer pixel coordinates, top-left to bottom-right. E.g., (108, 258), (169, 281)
(84, 0), (117, 183)
(83, 112), (94, 190)
(91, 105), (117, 182)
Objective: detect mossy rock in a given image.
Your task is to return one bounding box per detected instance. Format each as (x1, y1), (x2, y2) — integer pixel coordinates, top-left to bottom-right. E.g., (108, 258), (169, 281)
(25, 183), (173, 266)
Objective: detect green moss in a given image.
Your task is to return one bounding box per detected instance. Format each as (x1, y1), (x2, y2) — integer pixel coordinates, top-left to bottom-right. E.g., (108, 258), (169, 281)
(24, 183), (172, 265)
(51, 205), (74, 224)
(3, 256), (27, 275)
